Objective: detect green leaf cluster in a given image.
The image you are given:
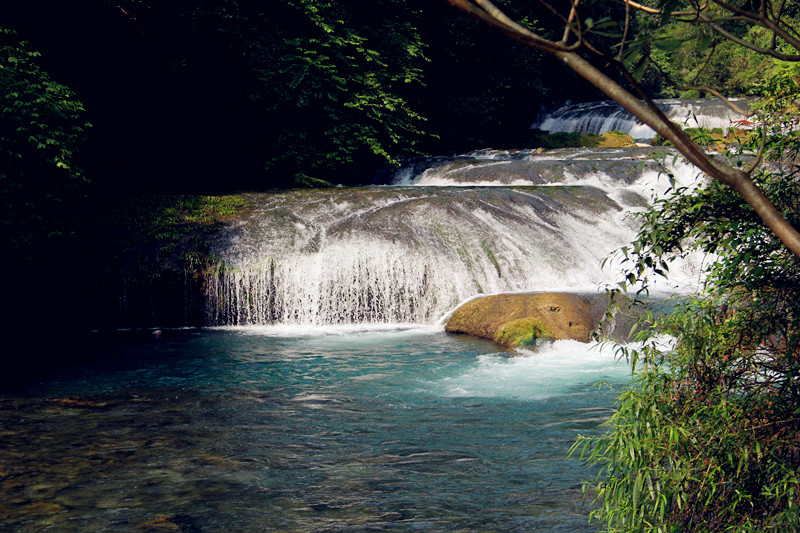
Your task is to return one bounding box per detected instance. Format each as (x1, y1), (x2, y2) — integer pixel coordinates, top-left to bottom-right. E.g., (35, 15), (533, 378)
(251, 0), (429, 179)
(0, 28), (90, 253)
(633, 3), (800, 96)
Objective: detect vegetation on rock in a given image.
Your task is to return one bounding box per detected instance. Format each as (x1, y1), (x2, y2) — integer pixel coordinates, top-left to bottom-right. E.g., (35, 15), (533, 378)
(92, 195), (251, 329)
(445, 293), (597, 347)
(493, 318), (553, 348)
(597, 131), (637, 148)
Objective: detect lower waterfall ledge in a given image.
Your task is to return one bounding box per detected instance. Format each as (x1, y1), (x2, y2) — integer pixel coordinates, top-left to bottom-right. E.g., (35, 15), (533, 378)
(444, 292), (642, 348)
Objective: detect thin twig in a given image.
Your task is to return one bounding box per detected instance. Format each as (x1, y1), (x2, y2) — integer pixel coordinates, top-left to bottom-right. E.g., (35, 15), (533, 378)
(744, 120), (769, 175)
(562, 0), (581, 44)
(618, 0), (631, 61)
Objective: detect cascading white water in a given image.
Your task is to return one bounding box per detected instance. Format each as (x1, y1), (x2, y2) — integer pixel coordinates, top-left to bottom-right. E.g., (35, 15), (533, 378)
(206, 147), (705, 326)
(535, 98), (749, 139)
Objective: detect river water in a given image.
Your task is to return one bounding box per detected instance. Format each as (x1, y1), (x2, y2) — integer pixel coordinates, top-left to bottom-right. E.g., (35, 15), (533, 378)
(0, 326), (629, 532)
(3, 99), (728, 530)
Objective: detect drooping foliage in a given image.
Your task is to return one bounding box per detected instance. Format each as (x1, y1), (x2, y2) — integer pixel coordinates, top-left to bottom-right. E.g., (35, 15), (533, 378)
(0, 28), (90, 255)
(0, 27), (94, 365)
(576, 63), (800, 532)
(245, 0), (429, 181)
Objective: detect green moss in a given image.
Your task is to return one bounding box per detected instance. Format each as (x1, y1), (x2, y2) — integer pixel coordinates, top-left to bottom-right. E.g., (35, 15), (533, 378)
(597, 131), (636, 147)
(161, 195), (250, 226)
(481, 240), (502, 278)
(92, 194), (252, 328)
(526, 129), (603, 149)
(294, 173), (335, 188)
(494, 318), (554, 348)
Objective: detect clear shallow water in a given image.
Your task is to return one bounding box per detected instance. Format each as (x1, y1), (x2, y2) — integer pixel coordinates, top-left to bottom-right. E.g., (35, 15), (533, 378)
(0, 328), (629, 532)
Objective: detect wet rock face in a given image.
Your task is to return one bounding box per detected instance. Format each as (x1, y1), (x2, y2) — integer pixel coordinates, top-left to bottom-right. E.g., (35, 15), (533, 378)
(445, 293), (596, 348)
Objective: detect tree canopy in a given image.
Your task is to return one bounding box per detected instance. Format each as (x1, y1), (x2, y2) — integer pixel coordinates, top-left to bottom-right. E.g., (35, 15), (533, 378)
(579, 64), (800, 531)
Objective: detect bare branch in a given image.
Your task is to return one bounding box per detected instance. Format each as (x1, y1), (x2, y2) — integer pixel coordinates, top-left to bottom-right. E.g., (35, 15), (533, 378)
(691, 87), (750, 116)
(446, 0), (578, 53)
(744, 123), (769, 175)
(774, 0), (788, 20)
(772, 0), (788, 49)
(119, 6), (146, 35)
(537, 0), (568, 25)
(709, 0), (800, 51)
(689, 43), (718, 86)
(708, 0), (764, 21)
(473, 0), (519, 28)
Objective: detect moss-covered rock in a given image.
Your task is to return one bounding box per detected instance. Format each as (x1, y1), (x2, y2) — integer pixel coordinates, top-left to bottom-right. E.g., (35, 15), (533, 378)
(445, 292), (596, 348)
(597, 131), (636, 147)
(446, 291), (653, 348)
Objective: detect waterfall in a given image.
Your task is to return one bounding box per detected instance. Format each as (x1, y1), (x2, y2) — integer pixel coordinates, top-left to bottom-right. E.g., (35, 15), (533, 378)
(206, 147), (705, 326)
(535, 98), (749, 139)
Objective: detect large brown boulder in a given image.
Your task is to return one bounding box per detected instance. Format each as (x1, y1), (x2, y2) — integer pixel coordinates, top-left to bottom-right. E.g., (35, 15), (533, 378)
(445, 292), (603, 348)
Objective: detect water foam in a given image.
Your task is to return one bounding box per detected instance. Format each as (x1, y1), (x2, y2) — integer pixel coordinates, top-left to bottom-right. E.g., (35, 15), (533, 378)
(431, 340), (629, 400)
(214, 323), (442, 338)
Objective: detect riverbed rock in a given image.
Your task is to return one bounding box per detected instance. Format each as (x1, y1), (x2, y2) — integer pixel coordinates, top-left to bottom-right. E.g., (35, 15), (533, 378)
(445, 292), (648, 348)
(445, 293), (596, 348)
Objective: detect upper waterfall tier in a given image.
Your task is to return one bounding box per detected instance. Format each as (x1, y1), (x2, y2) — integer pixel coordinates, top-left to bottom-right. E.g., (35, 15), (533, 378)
(391, 146), (685, 188)
(534, 98), (749, 139)
(206, 148), (706, 326)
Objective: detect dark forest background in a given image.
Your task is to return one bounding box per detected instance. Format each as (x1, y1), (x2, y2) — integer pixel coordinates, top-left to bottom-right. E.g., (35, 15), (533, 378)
(0, 0), (612, 194)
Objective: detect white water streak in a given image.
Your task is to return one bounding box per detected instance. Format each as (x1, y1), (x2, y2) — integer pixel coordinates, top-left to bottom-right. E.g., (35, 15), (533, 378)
(537, 98), (747, 139)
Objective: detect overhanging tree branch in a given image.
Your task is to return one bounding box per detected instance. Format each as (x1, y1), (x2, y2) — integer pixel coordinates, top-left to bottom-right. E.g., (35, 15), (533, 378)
(445, 0), (800, 258)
